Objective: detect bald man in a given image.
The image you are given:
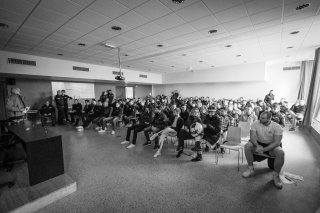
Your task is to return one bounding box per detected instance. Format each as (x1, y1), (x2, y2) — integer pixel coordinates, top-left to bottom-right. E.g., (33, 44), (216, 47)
(6, 88), (27, 122)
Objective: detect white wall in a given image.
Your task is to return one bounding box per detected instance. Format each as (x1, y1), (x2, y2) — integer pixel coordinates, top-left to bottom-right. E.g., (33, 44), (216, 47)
(154, 62), (302, 103)
(0, 50), (162, 84)
(163, 62), (267, 84)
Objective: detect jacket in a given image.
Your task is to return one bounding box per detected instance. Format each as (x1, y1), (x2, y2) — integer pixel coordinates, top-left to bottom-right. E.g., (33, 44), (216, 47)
(6, 94), (25, 118)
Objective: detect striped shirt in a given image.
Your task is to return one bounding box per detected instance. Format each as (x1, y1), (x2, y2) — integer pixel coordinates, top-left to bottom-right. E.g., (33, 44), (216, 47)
(251, 121), (283, 144)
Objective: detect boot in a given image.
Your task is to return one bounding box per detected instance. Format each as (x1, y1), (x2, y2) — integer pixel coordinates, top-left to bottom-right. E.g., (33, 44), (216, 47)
(191, 153), (202, 162)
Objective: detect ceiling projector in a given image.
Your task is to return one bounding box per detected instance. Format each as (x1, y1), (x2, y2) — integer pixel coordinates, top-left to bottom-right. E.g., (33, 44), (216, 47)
(115, 75), (125, 81)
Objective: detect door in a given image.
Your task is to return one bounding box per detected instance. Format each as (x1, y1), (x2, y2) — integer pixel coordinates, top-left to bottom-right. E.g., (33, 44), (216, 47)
(0, 81), (8, 121)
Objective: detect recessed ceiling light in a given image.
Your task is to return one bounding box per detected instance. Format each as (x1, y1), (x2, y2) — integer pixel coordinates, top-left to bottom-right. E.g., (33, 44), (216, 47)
(157, 44), (164, 47)
(208, 29), (218, 34)
(211, 65), (215, 67)
(0, 22), (9, 29)
(181, 54), (187, 56)
(78, 43), (86, 46)
(236, 54), (242, 57)
(150, 60), (154, 62)
(127, 65), (131, 67)
(199, 60), (203, 63)
(57, 53), (63, 56)
(171, 65), (175, 67)
(124, 54), (129, 56)
(225, 45), (232, 47)
(111, 26), (122, 31)
(287, 46), (294, 49)
(296, 3), (311, 10)
(290, 31), (300, 35)
(172, 0), (185, 4)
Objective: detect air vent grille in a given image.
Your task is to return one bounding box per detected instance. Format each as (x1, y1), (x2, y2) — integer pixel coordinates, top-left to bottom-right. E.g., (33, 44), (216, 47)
(73, 66), (89, 72)
(139, 74), (147, 78)
(283, 66), (301, 71)
(7, 58), (36, 66)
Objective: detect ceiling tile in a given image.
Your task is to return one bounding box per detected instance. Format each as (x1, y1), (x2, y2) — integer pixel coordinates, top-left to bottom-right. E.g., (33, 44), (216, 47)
(189, 15), (220, 30)
(202, 0), (242, 13)
(152, 30), (177, 40)
(69, 0), (96, 7)
(115, 0), (149, 9)
(137, 36), (160, 46)
(136, 22), (164, 36)
(75, 9), (111, 27)
(23, 17), (59, 33)
(115, 10), (149, 28)
(245, 0), (282, 15)
(153, 13), (186, 29)
(250, 7), (282, 25)
(121, 30), (148, 41)
(79, 34), (105, 45)
(55, 27), (84, 39)
(134, 0), (172, 21)
(159, 0), (199, 11)
(31, 6), (71, 25)
(0, 8), (27, 24)
(215, 4), (248, 23)
(1, 0), (36, 16)
(88, 0), (130, 19)
(17, 26), (51, 38)
(90, 28), (116, 40)
(223, 16), (252, 32)
(105, 35), (133, 46)
(64, 19), (96, 34)
(47, 33), (75, 44)
(175, 1), (212, 22)
(169, 24), (196, 36)
(40, 0), (84, 17)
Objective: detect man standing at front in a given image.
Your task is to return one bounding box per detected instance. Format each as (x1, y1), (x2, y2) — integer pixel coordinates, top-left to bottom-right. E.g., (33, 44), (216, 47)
(242, 111), (284, 189)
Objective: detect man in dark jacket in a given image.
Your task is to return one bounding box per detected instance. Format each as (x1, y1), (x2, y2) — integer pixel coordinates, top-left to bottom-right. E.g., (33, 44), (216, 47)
(271, 104), (285, 128)
(143, 106), (167, 149)
(202, 107), (221, 151)
(69, 99), (82, 125)
(61, 90), (72, 122)
(107, 90), (114, 105)
(264, 90), (274, 106)
(121, 107), (153, 148)
(55, 90), (65, 125)
(180, 104), (189, 123)
(40, 101), (56, 126)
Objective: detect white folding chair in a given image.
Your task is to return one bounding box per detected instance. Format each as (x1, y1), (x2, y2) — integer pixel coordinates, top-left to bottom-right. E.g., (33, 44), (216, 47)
(219, 126), (243, 171)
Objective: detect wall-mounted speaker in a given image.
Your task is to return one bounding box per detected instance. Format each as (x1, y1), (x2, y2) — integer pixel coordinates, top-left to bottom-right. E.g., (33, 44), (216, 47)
(7, 78), (16, 85)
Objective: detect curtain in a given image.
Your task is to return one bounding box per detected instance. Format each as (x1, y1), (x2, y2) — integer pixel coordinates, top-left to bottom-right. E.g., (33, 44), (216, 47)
(303, 48), (320, 126)
(298, 61), (306, 100)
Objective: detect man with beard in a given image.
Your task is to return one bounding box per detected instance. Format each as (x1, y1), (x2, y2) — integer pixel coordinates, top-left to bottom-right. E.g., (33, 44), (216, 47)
(242, 111), (284, 189)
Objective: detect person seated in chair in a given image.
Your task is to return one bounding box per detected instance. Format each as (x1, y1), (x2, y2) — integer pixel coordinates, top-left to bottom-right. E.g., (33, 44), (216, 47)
(6, 88), (27, 122)
(242, 111), (284, 189)
(289, 100), (306, 131)
(69, 99), (82, 126)
(82, 100), (101, 128)
(176, 108), (203, 160)
(179, 104), (189, 122)
(239, 106), (257, 127)
(99, 102), (123, 135)
(123, 100), (136, 127)
(121, 107), (153, 149)
(40, 101), (56, 126)
(202, 107), (221, 152)
(153, 108), (184, 158)
(143, 106), (167, 149)
(271, 104), (285, 128)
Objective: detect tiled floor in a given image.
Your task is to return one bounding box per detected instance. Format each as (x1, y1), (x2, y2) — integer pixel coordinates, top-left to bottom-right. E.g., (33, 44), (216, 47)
(31, 125), (320, 213)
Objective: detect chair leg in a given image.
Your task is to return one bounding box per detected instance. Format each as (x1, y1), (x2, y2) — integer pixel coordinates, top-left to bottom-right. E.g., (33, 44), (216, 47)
(241, 148), (244, 163)
(238, 150), (240, 172)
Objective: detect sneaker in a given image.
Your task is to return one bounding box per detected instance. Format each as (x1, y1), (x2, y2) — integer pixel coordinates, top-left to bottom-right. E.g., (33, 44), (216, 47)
(191, 154), (203, 162)
(98, 129), (106, 133)
(125, 124), (132, 128)
(143, 141), (152, 146)
(150, 133), (159, 141)
(127, 144), (136, 149)
(95, 126), (102, 130)
(154, 150), (161, 158)
(176, 150), (183, 158)
(76, 126), (83, 129)
(242, 168), (255, 178)
(111, 130), (115, 135)
(273, 174), (283, 189)
(289, 127), (295, 131)
(153, 144), (160, 149)
(121, 140), (130, 145)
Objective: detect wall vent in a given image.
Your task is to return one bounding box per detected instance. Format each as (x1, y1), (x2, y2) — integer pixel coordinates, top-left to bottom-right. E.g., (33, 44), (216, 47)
(73, 66), (89, 72)
(112, 71), (123, 75)
(7, 58), (36, 66)
(283, 66), (301, 71)
(139, 74), (147, 78)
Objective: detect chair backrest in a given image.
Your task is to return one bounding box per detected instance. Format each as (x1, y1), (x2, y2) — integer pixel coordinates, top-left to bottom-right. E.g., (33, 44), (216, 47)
(226, 126), (241, 144)
(238, 121), (250, 138)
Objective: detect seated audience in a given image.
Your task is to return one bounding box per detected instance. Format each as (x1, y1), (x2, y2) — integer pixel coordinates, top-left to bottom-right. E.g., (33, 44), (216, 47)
(143, 106), (167, 149)
(289, 100), (306, 131)
(264, 90), (274, 106)
(40, 101), (56, 126)
(69, 99), (82, 126)
(100, 102), (123, 135)
(202, 107), (221, 151)
(271, 104), (285, 128)
(239, 106), (257, 127)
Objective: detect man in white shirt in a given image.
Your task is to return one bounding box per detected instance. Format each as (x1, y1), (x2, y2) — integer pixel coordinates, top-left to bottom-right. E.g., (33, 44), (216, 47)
(242, 111), (284, 189)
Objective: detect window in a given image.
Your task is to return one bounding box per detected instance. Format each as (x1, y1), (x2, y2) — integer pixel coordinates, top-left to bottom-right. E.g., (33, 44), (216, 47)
(125, 87), (133, 99)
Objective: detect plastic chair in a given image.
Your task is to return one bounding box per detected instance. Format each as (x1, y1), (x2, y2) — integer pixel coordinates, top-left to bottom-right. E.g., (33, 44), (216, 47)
(219, 126), (243, 171)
